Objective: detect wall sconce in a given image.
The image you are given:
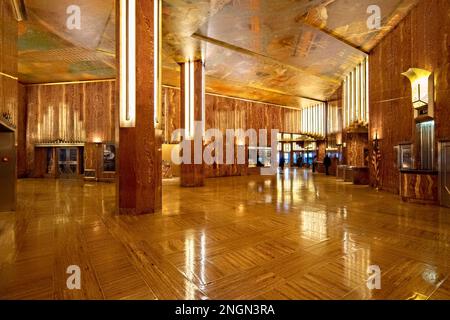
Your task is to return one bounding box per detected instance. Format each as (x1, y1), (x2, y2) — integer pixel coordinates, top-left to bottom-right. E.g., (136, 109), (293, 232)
(93, 137), (103, 144)
(372, 131), (380, 149)
(402, 68), (434, 119)
(120, 0), (136, 128)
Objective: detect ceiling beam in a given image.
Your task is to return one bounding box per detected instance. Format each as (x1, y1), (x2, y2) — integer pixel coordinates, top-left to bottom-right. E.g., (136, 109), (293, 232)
(300, 22), (369, 55)
(192, 32), (340, 87)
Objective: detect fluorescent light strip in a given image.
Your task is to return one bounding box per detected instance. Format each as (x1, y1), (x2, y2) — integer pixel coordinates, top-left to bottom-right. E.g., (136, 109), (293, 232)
(120, 0), (136, 128)
(184, 63), (190, 138)
(120, 0), (127, 126)
(127, 0), (136, 124)
(356, 64), (360, 122)
(201, 62), (205, 136)
(365, 58), (370, 123)
(189, 61), (195, 138)
(154, 0), (161, 126)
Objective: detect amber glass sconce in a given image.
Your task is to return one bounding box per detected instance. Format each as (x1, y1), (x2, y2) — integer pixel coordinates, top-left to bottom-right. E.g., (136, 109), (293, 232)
(402, 68), (434, 119)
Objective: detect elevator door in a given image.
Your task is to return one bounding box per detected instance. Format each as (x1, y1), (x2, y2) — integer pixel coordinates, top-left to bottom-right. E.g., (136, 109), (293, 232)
(440, 142), (450, 207)
(0, 132), (16, 212)
(58, 148), (79, 178)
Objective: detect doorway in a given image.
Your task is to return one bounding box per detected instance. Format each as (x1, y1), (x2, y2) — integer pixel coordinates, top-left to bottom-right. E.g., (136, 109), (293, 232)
(439, 141), (450, 207)
(57, 148), (83, 179)
(0, 128), (16, 212)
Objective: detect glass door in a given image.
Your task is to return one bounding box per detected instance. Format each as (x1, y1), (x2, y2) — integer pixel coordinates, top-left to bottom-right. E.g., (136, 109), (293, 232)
(58, 148), (79, 178)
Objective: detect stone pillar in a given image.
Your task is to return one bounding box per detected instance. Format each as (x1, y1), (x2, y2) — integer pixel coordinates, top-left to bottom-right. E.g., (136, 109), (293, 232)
(117, 0), (162, 214)
(179, 60), (205, 187)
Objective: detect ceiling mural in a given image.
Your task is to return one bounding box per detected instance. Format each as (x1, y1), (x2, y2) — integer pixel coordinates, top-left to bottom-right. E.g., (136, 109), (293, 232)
(162, 0), (418, 108)
(18, 0), (115, 83)
(17, 0), (418, 106)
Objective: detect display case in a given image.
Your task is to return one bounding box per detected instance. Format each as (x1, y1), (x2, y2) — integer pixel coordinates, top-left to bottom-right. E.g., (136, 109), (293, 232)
(398, 143), (414, 169)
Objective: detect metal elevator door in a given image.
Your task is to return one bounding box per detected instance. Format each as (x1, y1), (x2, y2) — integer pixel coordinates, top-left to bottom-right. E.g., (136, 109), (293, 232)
(439, 142), (450, 207)
(58, 148), (79, 178)
(0, 131), (16, 212)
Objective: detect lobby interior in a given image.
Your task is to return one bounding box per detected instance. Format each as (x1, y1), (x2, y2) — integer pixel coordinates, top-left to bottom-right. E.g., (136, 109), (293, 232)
(1, 0), (450, 300)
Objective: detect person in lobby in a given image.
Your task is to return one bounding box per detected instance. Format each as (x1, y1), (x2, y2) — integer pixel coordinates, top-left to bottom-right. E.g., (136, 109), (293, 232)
(279, 155), (285, 174)
(324, 154), (332, 176)
(297, 157), (303, 168)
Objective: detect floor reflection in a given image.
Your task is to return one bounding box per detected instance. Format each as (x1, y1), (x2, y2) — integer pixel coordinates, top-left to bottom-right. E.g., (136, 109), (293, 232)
(0, 169), (449, 300)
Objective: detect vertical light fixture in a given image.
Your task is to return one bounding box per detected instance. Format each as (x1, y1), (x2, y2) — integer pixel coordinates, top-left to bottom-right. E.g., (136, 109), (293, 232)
(365, 57), (370, 123)
(343, 58), (369, 129)
(201, 61), (206, 136)
(355, 65), (360, 122)
(343, 78), (347, 128)
(154, 0), (162, 127)
(120, 0), (136, 127)
(184, 61), (200, 139)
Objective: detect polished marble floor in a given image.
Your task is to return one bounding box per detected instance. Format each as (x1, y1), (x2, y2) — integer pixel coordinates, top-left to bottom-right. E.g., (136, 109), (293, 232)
(0, 169), (449, 300)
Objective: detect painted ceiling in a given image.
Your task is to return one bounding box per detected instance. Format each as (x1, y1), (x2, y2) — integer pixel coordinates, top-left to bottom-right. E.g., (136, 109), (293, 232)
(17, 0), (418, 107)
(18, 0), (115, 84)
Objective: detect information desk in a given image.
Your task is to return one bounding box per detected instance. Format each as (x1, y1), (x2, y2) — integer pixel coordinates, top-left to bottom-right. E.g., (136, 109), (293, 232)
(400, 169), (438, 205)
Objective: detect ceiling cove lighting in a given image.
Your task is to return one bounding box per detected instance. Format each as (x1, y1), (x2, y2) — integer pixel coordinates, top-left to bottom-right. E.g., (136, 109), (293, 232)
(120, 0), (136, 128)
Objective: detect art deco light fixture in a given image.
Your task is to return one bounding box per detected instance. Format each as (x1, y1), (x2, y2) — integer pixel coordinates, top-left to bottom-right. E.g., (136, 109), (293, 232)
(119, 0), (136, 127)
(154, 0), (162, 128)
(402, 68), (434, 117)
(120, 0), (162, 128)
(183, 61), (205, 139)
(184, 61), (195, 138)
(343, 57), (369, 129)
(301, 103), (326, 138)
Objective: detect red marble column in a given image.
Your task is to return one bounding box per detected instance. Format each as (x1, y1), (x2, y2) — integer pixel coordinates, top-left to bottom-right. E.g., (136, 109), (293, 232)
(179, 61), (205, 187)
(117, 0), (162, 214)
